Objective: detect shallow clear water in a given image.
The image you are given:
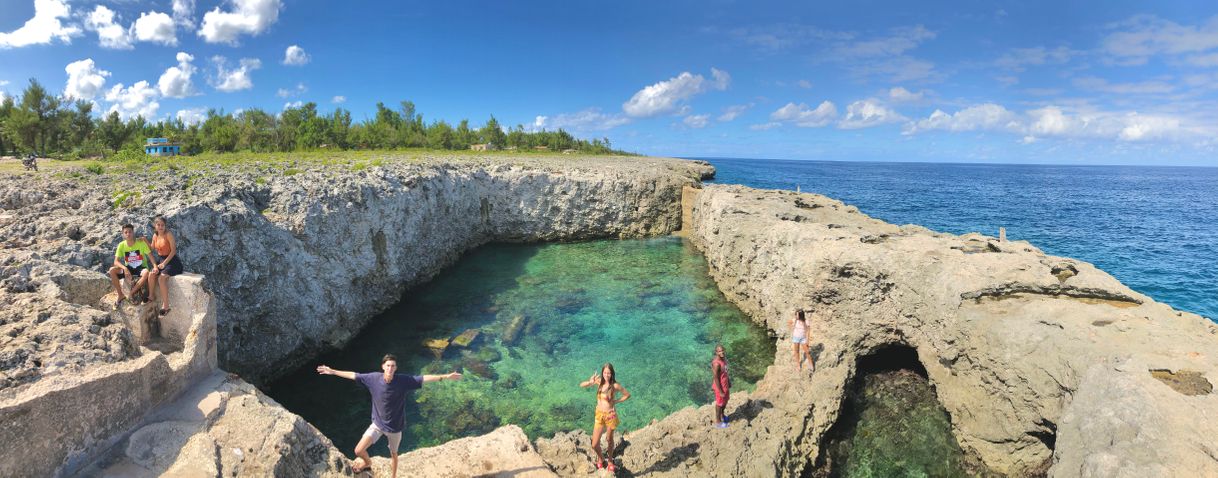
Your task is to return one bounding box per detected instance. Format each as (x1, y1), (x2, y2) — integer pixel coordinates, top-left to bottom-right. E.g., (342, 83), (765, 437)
(702, 157), (1218, 321)
(820, 370), (974, 478)
(265, 237), (774, 454)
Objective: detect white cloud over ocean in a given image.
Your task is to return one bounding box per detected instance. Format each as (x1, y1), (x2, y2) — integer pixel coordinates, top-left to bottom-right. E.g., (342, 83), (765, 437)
(623, 68), (730, 118)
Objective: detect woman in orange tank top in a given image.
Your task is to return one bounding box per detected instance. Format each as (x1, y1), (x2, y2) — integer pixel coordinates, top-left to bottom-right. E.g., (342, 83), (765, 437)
(149, 216), (183, 316)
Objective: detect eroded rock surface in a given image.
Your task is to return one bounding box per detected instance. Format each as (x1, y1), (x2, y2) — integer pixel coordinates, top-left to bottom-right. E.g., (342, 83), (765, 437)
(0, 155), (712, 384)
(675, 184), (1218, 477)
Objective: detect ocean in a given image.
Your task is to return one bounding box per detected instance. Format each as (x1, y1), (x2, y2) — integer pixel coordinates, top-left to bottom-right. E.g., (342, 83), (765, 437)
(698, 157), (1217, 322)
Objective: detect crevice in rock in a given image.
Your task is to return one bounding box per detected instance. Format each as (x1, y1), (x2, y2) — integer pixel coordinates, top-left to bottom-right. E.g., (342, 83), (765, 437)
(1150, 369), (1213, 396)
(808, 344), (999, 478)
(961, 283), (1142, 306)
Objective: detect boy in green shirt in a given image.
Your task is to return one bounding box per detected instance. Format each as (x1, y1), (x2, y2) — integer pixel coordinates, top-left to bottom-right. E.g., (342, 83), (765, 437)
(108, 223), (154, 307)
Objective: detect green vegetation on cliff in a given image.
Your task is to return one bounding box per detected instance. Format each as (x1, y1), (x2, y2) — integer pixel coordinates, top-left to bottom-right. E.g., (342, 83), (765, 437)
(0, 79), (628, 159)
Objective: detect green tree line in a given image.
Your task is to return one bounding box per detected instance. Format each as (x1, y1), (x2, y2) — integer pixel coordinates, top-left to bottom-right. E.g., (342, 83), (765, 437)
(0, 79), (626, 158)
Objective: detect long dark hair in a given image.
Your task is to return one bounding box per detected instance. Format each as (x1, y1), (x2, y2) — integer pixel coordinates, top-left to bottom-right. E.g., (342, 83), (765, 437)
(598, 362), (617, 391)
(796, 310), (807, 322)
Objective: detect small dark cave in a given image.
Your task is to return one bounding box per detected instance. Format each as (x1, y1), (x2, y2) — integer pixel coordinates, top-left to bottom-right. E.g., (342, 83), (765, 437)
(806, 344), (1000, 478)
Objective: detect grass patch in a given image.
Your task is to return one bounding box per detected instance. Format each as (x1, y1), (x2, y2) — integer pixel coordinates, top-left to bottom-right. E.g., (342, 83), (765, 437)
(111, 190), (142, 210)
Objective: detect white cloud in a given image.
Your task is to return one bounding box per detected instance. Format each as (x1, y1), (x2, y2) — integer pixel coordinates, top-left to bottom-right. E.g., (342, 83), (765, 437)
(769, 101), (837, 127)
(276, 82), (306, 98)
(1102, 15), (1218, 65)
(173, 0), (196, 28)
(622, 68), (730, 118)
(0, 80), (10, 86)
(176, 107), (206, 125)
(133, 11), (177, 46)
(683, 114), (710, 128)
(283, 45), (310, 65)
(0, 0), (80, 48)
(84, 5), (131, 50)
(210, 56), (261, 92)
(995, 46), (1074, 71)
(1071, 77), (1174, 95)
(283, 100), (303, 109)
(905, 104), (1020, 134)
(533, 108), (630, 132)
(838, 99), (907, 129)
(848, 56), (941, 83)
(722, 24), (852, 53)
(905, 103), (1195, 143)
(833, 25), (935, 58)
(749, 122), (782, 131)
(718, 103), (753, 122)
(158, 52), (198, 98)
(331, 95), (346, 104)
(797, 79), (813, 89)
(888, 87), (925, 102)
(104, 81), (159, 120)
(64, 58), (111, 101)
(198, 0), (282, 45)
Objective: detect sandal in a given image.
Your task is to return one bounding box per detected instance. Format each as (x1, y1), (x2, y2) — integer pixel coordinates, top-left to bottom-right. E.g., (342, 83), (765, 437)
(159, 307), (171, 316)
(595, 459), (604, 470)
(607, 461), (617, 473)
(115, 297), (125, 308)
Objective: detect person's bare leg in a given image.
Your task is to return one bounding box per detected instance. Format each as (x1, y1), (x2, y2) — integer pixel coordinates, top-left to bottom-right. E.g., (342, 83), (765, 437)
(352, 434), (375, 472)
(390, 450), (398, 478)
(590, 423), (604, 466)
(146, 269), (159, 302)
(157, 273), (170, 312)
(803, 343), (815, 372)
(793, 343), (802, 370)
(109, 267), (126, 299)
(606, 428), (616, 464)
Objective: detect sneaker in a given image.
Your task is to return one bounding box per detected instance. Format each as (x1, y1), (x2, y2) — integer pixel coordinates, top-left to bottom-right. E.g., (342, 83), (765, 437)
(716, 422), (729, 428)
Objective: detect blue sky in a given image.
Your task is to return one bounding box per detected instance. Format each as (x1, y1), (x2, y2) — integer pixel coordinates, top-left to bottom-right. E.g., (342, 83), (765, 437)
(2, 0), (1217, 165)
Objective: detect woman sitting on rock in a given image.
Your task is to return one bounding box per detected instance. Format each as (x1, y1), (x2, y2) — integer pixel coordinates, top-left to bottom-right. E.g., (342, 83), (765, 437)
(580, 362), (630, 473)
(790, 310), (815, 372)
(147, 216), (183, 316)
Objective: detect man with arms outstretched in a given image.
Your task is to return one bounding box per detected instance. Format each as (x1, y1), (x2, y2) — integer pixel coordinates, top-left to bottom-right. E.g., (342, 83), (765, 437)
(317, 355), (461, 477)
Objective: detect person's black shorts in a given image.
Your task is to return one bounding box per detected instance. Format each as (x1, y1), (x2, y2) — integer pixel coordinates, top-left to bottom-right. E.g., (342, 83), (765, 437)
(158, 256), (184, 276)
(124, 265), (149, 279)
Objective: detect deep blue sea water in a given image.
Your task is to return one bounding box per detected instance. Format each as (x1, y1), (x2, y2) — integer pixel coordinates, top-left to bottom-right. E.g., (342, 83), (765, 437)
(699, 157), (1217, 322)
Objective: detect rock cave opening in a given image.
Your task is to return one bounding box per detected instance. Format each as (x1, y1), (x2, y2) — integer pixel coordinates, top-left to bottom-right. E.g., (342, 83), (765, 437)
(809, 344), (995, 478)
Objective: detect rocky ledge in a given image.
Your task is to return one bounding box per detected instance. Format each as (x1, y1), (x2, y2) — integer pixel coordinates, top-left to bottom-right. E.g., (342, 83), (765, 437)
(0, 154), (713, 388)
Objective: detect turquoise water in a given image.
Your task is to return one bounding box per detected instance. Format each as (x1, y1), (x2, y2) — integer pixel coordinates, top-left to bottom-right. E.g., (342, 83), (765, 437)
(265, 238), (774, 454)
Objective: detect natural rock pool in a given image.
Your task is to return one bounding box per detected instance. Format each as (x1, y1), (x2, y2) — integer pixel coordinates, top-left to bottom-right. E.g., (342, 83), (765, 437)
(266, 237), (774, 454)
(814, 347), (993, 478)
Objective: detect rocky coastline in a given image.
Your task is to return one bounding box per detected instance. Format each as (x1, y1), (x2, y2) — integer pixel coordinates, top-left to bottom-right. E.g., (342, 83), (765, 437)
(1, 155), (1214, 477)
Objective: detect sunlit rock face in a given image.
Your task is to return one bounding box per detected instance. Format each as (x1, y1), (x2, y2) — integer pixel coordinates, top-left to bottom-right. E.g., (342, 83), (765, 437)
(0, 156), (713, 384)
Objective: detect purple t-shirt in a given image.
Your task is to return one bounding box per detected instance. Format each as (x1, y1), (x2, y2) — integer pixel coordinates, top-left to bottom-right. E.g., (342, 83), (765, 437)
(355, 373), (424, 433)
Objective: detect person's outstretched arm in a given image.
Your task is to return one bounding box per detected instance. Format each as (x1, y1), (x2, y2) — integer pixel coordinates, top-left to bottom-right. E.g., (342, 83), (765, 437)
(422, 372), (462, 383)
(579, 373), (599, 388)
(316, 365), (357, 380)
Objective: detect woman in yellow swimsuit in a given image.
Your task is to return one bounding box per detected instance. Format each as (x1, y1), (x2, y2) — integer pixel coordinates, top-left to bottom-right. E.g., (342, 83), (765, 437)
(579, 362), (630, 473)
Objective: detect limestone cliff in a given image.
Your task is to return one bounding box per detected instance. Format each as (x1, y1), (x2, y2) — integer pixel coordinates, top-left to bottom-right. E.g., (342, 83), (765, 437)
(0, 155), (712, 386)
